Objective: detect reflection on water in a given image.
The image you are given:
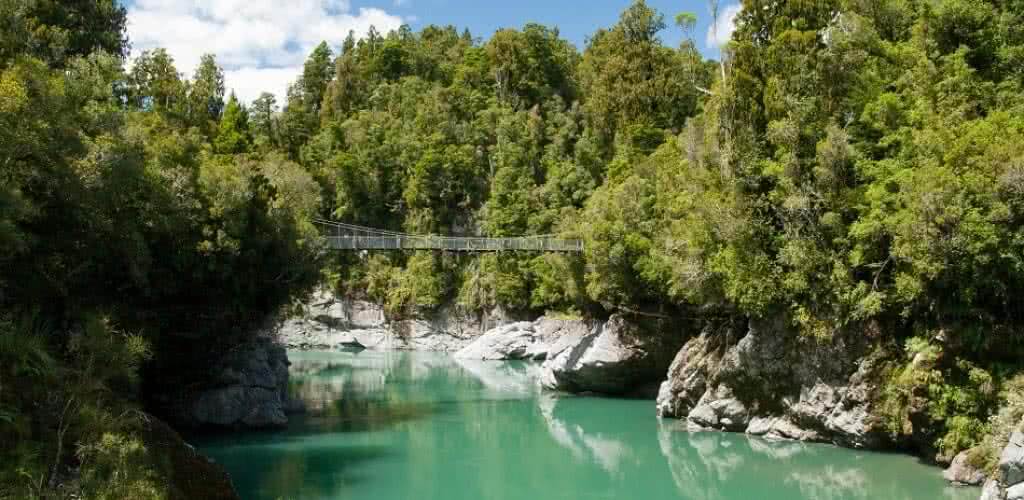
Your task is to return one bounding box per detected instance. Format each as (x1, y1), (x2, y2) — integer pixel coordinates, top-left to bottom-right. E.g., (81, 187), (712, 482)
(195, 351), (978, 500)
(539, 394), (635, 474)
(655, 420), (978, 500)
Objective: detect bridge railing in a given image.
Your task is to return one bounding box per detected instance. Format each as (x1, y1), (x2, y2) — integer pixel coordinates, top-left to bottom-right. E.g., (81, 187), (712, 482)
(325, 235), (583, 253)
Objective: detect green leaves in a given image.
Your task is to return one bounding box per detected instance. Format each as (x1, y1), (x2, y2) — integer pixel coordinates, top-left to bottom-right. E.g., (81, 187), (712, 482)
(213, 93), (251, 154)
(188, 54), (225, 132)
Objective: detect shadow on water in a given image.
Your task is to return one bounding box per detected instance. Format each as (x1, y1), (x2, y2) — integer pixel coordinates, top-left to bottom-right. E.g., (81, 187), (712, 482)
(209, 440), (394, 500)
(293, 398), (437, 434)
(287, 353), (443, 433)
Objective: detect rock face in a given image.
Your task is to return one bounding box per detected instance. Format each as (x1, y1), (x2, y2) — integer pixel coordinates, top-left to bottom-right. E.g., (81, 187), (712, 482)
(540, 314), (684, 396)
(139, 414), (240, 500)
(982, 428), (1024, 500)
(455, 313), (686, 396)
(943, 450), (987, 486)
(277, 288), (519, 352)
(454, 322), (543, 360)
(183, 338), (297, 429)
(655, 318), (885, 448)
(454, 317), (592, 361)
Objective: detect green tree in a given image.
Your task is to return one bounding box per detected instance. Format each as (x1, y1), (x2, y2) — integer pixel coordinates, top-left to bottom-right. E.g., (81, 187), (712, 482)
(214, 93), (251, 154)
(302, 41), (334, 115)
(188, 53), (226, 131)
(127, 48), (186, 114)
(579, 0), (702, 153)
(485, 23), (578, 109)
(250, 91), (278, 149)
(0, 0), (128, 67)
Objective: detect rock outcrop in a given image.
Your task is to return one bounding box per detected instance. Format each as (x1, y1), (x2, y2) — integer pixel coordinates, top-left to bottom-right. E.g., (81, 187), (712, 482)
(942, 450), (987, 486)
(541, 314), (684, 396)
(277, 289), (520, 352)
(981, 428), (1024, 500)
(454, 313), (686, 396)
(656, 318), (885, 448)
(182, 338), (299, 429)
(454, 317), (592, 361)
(454, 321), (544, 360)
(139, 415), (240, 500)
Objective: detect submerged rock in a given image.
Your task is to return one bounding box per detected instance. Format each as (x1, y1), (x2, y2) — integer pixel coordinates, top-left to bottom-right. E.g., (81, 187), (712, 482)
(655, 318), (885, 448)
(183, 338), (298, 429)
(540, 314), (683, 396)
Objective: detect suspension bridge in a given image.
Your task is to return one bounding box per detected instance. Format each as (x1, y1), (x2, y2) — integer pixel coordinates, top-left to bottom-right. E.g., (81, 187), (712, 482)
(315, 219), (583, 253)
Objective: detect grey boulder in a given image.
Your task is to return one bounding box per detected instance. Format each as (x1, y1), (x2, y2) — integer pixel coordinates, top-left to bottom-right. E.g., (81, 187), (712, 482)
(942, 450), (987, 486)
(984, 429), (1024, 500)
(455, 322), (542, 360)
(186, 339), (296, 429)
(540, 315), (681, 395)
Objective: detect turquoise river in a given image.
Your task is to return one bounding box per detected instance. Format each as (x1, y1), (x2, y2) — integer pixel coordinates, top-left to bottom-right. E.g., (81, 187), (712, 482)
(195, 350), (980, 500)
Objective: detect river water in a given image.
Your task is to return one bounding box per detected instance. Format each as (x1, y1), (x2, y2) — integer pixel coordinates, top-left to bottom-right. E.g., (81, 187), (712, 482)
(196, 350), (979, 500)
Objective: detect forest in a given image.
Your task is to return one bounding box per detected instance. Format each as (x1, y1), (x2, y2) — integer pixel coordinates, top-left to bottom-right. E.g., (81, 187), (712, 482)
(2, 0), (1024, 497)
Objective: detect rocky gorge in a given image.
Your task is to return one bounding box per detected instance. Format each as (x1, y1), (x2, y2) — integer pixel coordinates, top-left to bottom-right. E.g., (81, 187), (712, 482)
(276, 290), (686, 396)
(269, 289), (1016, 499)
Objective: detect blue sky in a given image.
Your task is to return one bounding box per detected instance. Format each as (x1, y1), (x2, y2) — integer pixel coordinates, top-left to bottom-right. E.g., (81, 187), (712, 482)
(371, 0), (735, 55)
(123, 0), (739, 103)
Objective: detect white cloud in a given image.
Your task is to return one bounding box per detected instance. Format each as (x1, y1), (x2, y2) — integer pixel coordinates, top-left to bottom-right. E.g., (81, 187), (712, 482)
(223, 66), (302, 109)
(127, 0), (404, 104)
(705, 3), (741, 48)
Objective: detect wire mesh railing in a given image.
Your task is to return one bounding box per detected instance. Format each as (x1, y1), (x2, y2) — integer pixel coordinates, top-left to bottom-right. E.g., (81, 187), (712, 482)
(315, 219), (583, 253)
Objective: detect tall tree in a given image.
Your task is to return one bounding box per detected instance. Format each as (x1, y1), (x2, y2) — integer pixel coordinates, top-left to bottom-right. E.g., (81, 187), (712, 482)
(127, 48), (186, 113)
(485, 24), (578, 109)
(214, 93), (251, 154)
(188, 53), (226, 130)
(250, 91), (278, 148)
(302, 41), (334, 115)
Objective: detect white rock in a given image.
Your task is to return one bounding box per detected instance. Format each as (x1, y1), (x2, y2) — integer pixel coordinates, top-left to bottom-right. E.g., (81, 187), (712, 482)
(454, 322), (539, 360)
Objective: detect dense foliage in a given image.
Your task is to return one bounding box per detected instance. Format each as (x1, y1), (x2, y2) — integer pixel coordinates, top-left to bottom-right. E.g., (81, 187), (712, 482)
(0, 1), (319, 497)
(3, 0), (1024, 494)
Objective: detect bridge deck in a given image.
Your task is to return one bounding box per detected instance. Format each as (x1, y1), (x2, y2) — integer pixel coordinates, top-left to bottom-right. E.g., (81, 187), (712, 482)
(325, 235), (583, 252)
